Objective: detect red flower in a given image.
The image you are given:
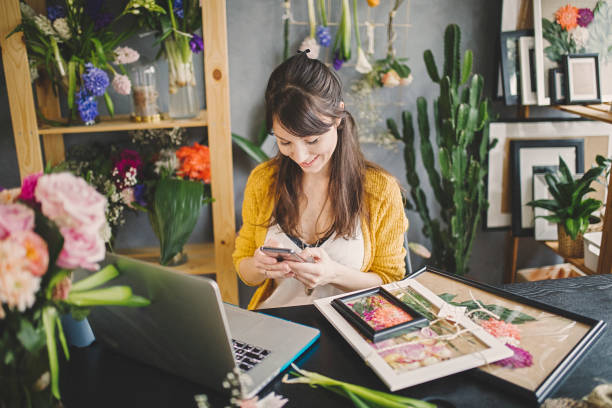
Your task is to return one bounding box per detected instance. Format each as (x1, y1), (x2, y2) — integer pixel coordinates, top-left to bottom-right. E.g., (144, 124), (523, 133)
(176, 143), (211, 183)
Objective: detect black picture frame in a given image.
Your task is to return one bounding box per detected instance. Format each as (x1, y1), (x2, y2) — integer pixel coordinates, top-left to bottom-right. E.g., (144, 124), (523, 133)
(510, 139), (584, 237)
(563, 54), (601, 105)
(331, 287), (428, 342)
(408, 266), (606, 405)
(500, 30), (533, 105)
(548, 67), (566, 105)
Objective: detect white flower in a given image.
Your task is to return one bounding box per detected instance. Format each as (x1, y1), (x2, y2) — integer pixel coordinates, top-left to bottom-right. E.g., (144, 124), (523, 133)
(33, 15), (58, 39)
(355, 47), (373, 74)
(113, 46), (140, 65)
(381, 69), (401, 88)
(154, 150), (179, 175)
(29, 61), (39, 82)
(53, 18), (71, 41)
(570, 26), (590, 49)
(20, 3), (36, 19)
(400, 73), (414, 87)
(298, 37), (320, 60)
(100, 221), (112, 244)
(112, 74), (131, 95)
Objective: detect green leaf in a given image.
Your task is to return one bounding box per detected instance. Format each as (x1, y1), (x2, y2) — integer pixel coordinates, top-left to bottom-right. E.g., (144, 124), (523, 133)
(42, 307), (60, 399)
(66, 286), (150, 307)
(55, 315), (70, 360)
(104, 92), (114, 117)
(232, 133), (269, 163)
(344, 388), (370, 408)
(17, 319), (45, 353)
(151, 178), (205, 264)
(68, 60), (77, 109)
(71, 264), (119, 292)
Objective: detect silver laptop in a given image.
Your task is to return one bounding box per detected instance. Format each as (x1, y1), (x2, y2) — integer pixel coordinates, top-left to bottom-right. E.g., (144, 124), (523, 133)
(85, 253), (320, 399)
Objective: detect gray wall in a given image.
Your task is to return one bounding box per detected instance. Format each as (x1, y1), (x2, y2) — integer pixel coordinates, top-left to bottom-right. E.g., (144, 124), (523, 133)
(1, 0), (566, 307)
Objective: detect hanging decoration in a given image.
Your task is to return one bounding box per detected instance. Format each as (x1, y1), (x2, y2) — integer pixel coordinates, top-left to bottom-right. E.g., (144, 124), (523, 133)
(353, 0), (373, 74)
(299, 0), (321, 59)
(332, 0), (352, 70)
(283, 0), (292, 60)
(316, 0), (332, 47)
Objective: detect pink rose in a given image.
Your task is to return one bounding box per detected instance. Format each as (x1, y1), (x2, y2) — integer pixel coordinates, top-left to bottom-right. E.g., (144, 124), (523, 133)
(56, 227), (105, 271)
(51, 276), (72, 301)
(0, 203), (35, 239)
(35, 173), (107, 234)
(18, 171), (43, 204)
(381, 69), (401, 88)
(10, 230), (49, 277)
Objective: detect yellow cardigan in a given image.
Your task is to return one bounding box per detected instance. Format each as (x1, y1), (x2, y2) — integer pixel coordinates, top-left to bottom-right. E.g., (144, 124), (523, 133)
(232, 162), (409, 310)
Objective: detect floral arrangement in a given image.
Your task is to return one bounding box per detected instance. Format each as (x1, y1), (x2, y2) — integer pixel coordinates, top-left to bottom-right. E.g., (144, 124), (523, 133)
(136, 0), (204, 93)
(542, 1), (609, 64)
(12, 0), (160, 125)
(298, 0), (321, 59)
(347, 294), (413, 331)
(0, 172), (148, 406)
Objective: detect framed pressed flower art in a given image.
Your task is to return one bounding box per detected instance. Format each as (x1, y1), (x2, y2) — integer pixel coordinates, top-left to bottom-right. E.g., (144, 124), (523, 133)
(409, 267), (606, 404)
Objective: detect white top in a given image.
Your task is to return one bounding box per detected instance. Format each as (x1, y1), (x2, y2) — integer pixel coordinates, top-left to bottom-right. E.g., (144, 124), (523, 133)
(257, 222), (365, 309)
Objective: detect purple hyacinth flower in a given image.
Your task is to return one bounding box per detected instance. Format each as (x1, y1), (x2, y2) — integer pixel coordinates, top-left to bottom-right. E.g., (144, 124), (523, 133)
(94, 12), (113, 30)
(333, 51), (343, 70)
(316, 25), (332, 47)
(133, 184), (147, 206)
(189, 33), (204, 53)
(173, 0), (184, 19)
(47, 5), (66, 22)
(82, 63), (109, 97)
(577, 8), (594, 27)
(76, 89), (98, 125)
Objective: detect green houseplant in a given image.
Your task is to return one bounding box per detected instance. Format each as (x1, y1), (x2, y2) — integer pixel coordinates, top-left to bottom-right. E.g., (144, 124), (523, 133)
(527, 155), (610, 258)
(387, 24), (493, 275)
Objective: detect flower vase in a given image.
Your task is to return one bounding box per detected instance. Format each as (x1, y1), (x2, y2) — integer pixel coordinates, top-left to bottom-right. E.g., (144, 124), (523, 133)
(558, 224), (584, 258)
(148, 178), (205, 265)
(164, 38), (200, 119)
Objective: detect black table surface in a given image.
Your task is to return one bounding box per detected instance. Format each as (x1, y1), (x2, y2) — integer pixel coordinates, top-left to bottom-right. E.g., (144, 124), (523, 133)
(60, 274), (612, 408)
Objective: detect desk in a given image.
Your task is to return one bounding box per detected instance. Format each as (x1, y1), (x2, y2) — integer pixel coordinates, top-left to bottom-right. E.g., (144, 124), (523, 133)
(60, 275), (612, 408)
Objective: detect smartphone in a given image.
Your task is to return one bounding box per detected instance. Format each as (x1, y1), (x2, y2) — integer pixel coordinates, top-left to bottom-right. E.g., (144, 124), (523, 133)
(260, 246), (307, 262)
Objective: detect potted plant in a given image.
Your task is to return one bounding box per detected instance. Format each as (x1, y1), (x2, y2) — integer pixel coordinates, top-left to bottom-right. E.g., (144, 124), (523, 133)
(527, 155), (609, 258)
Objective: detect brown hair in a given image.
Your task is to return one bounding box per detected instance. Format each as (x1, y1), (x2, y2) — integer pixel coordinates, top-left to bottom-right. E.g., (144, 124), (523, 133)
(265, 52), (381, 239)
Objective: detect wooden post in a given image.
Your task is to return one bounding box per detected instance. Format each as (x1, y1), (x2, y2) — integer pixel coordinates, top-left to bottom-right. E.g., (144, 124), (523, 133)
(597, 171), (612, 274)
(202, 0), (238, 304)
(505, 232), (519, 283)
(0, 0), (44, 181)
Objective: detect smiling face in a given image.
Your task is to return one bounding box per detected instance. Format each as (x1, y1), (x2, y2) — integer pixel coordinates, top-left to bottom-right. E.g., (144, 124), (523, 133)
(272, 116), (338, 176)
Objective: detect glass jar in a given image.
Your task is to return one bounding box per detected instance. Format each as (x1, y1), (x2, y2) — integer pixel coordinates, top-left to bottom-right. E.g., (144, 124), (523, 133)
(164, 38), (200, 119)
(130, 61), (161, 122)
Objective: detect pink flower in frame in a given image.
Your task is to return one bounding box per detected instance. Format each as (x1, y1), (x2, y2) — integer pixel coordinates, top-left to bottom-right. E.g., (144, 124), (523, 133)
(493, 344), (533, 368)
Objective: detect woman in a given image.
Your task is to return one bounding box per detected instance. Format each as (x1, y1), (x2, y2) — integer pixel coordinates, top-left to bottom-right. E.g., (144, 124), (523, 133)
(233, 51), (408, 309)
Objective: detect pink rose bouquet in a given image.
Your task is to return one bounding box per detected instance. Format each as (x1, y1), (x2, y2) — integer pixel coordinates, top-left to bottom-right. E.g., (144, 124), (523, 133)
(0, 171), (149, 406)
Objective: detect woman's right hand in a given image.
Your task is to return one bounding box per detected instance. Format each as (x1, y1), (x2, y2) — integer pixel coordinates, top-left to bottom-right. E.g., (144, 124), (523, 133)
(252, 240), (294, 280)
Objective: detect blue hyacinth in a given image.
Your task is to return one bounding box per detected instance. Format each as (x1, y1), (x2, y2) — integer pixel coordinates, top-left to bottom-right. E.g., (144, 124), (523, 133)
(133, 184), (147, 206)
(46, 5), (66, 22)
(173, 0), (184, 19)
(82, 63), (109, 97)
(316, 26), (332, 47)
(76, 89), (98, 125)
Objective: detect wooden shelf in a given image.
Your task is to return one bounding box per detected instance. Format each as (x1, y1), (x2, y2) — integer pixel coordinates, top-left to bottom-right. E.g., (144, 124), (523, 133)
(38, 110), (208, 135)
(543, 241), (595, 275)
(117, 243), (217, 276)
(555, 103), (612, 124)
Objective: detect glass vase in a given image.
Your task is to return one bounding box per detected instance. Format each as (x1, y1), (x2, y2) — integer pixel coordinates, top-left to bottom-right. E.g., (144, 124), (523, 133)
(130, 60), (161, 123)
(164, 38), (200, 119)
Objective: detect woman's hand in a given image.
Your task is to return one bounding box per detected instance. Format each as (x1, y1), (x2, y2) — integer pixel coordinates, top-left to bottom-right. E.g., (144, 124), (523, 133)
(288, 247), (339, 290)
(252, 240), (294, 280)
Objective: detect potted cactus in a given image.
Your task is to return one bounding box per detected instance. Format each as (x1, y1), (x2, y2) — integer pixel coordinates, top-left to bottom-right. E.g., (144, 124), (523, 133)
(527, 155), (609, 258)
(388, 24), (493, 275)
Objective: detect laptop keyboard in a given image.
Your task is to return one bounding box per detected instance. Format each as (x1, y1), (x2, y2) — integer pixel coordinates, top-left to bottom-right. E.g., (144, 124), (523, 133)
(231, 339), (271, 372)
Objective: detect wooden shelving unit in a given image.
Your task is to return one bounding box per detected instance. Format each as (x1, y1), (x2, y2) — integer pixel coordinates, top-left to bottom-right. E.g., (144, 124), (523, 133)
(0, 0), (239, 304)
(543, 241), (594, 275)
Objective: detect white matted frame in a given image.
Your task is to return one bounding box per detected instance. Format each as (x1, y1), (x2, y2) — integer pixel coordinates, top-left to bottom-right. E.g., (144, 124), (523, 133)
(534, 0), (612, 105)
(486, 120), (612, 230)
(533, 173), (557, 241)
(564, 54), (601, 104)
(518, 36), (537, 105)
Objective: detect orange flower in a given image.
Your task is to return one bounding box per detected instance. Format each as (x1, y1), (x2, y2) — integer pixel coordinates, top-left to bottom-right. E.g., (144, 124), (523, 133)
(175, 143), (211, 183)
(367, 0), (380, 6)
(555, 4), (579, 30)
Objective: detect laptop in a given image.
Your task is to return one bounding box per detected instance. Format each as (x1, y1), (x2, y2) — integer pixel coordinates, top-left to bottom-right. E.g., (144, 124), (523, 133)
(85, 253), (320, 399)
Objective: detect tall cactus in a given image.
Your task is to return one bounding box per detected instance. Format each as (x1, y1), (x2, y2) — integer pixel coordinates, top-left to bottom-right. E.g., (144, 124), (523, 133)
(388, 24), (496, 275)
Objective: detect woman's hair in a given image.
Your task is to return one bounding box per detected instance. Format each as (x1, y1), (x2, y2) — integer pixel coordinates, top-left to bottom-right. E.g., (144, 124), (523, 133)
(265, 51), (381, 239)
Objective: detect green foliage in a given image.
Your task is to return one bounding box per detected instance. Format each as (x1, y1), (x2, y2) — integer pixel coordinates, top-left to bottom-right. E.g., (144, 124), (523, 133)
(542, 18), (577, 63)
(232, 120), (271, 164)
(388, 24), (494, 275)
(439, 293), (536, 324)
(527, 155), (610, 240)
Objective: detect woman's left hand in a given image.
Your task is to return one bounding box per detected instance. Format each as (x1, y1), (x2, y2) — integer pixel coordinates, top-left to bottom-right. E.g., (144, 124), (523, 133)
(287, 247), (339, 290)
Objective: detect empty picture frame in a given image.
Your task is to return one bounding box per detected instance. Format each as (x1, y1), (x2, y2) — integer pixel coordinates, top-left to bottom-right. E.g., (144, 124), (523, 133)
(485, 120), (612, 230)
(533, 0), (612, 104)
(501, 30), (533, 105)
(563, 54), (601, 104)
(518, 35), (537, 105)
(548, 67), (566, 105)
(510, 139), (584, 237)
